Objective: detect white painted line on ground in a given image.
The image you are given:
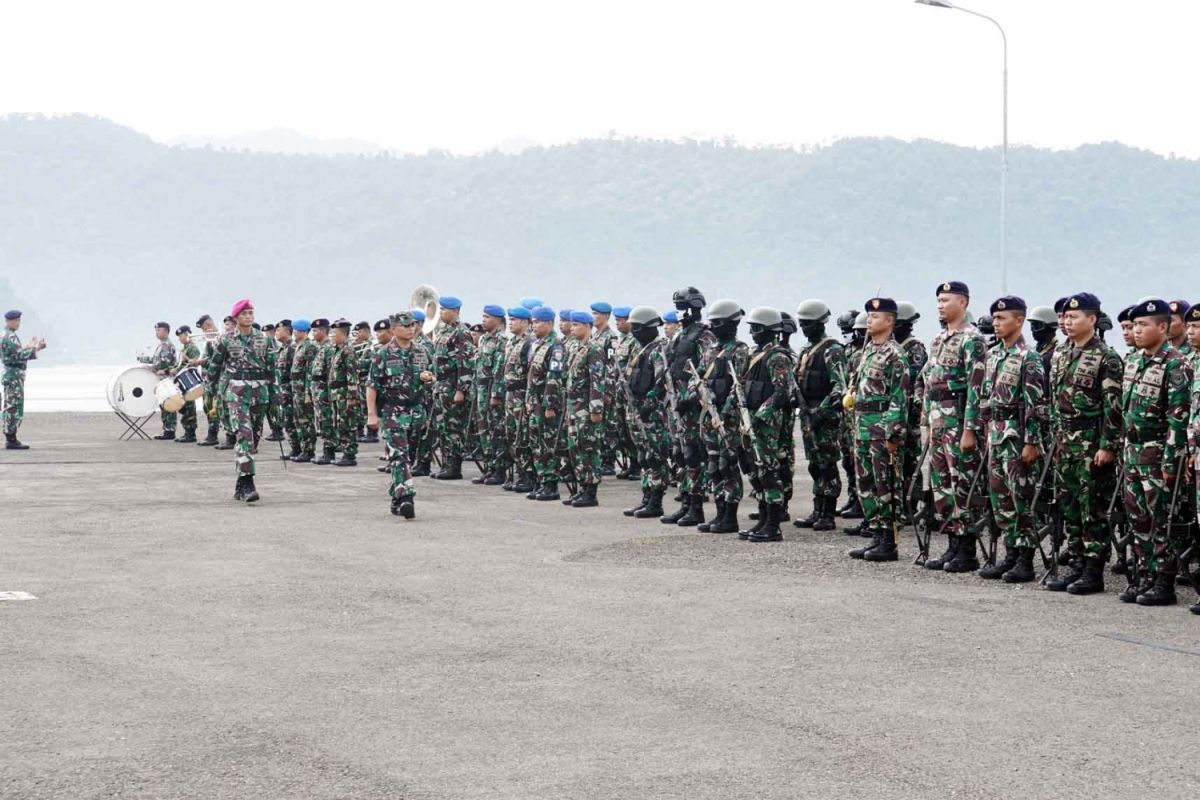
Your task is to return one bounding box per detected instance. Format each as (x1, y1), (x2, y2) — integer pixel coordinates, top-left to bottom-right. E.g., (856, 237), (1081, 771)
(0, 591), (37, 601)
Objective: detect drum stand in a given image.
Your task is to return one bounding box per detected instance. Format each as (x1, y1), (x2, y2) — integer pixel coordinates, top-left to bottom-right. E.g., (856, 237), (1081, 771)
(114, 411), (156, 441)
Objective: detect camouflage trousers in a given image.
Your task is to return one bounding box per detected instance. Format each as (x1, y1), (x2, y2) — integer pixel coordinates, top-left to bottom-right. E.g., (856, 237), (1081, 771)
(780, 412), (796, 503)
(224, 383), (267, 477)
(202, 382), (220, 433)
(277, 388), (299, 449)
(1056, 439), (1114, 560)
(855, 438), (900, 527)
(600, 389), (620, 467)
(413, 400), (435, 465)
(160, 406), (177, 433)
(801, 413), (842, 501)
(630, 400), (672, 492)
(382, 405), (423, 501)
(1122, 447), (1184, 575)
(330, 388), (358, 458)
(676, 405), (706, 496)
(748, 408), (786, 507)
(505, 394), (531, 477)
(290, 383), (316, 455)
(567, 410), (602, 487)
(985, 436), (1037, 549)
(179, 397), (197, 434)
(2, 373), (25, 435)
(529, 407), (565, 481)
(702, 418), (743, 504)
(476, 388), (508, 474)
(929, 425), (982, 537)
(840, 415), (857, 494)
(610, 390), (636, 466)
(218, 378), (232, 434)
(311, 383), (334, 452)
(433, 390), (468, 461)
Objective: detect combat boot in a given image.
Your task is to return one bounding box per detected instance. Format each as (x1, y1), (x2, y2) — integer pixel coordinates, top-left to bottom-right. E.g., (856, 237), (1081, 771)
(709, 501), (740, 534)
(977, 544), (1018, 580)
(1136, 572), (1177, 606)
(483, 468), (506, 486)
(434, 458), (463, 480)
(943, 536), (980, 573)
(925, 536), (959, 571)
(812, 498), (837, 532)
(624, 489), (650, 516)
(233, 475), (246, 501)
(1119, 574), (1153, 604)
(198, 424), (219, 446)
(376, 462), (389, 473)
(215, 432), (236, 450)
(5, 433), (29, 450)
(792, 498), (821, 529)
(864, 526), (899, 562)
(1043, 556), (1084, 592)
(677, 495), (705, 527)
(241, 476), (260, 503)
(740, 501), (768, 540)
(634, 489), (665, 518)
(512, 471), (535, 494)
(1190, 599), (1200, 615)
(698, 499), (726, 533)
(334, 456), (357, 467)
(1111, 556), (1128, 575)
(535, 480), (560, 501)
(572, 485), (599, 508)
(526, 481), (541, 500)
(267, 427), (284, 442)
(176, 429), (197, 443)
(840, 492), (864, 520)
(154, 430), (176, 441)
(660, 496), (690, 524)
(835, 489), (858, 517)
(849, 526), (882, 559)
(315, 448), (334, 466)
(472, 473), (489, 485)
(410, 459), (431, 477)
(391, 494), (414, 519)
(292, 450), (314, 463)
(359, 430), (379, 444)
(1002, 548), (1036, 583)
(1067, 557), (1105, 595)
(285, 443), (302, 460)
(844, 517), (870, 538)
(749, 504), (783, 543)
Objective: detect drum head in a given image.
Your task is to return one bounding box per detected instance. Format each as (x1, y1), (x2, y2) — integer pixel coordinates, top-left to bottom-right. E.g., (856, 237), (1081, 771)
(105, 366), (159, 417)
(175, 367), (205, 401)
(155, 378), (184, 412)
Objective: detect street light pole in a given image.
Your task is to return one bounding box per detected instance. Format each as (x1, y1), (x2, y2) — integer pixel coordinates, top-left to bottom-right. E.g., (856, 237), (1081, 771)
(916, 0), (1008, 294)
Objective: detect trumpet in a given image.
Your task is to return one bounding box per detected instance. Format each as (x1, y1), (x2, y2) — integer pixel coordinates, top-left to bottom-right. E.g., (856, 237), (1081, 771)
(843, 390), (857, 411)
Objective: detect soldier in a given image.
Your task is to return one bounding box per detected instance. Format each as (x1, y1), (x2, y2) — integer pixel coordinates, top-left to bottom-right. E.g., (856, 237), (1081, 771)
(501, 306), (536, 493)
(836, 311), (867, 522)
(206, 299), (277, 503)
(1186, 306), (1200, 614)
(738, 307), (799, 544)
(1119, 299), (1190, 606)
(173, 326), (201, 443)
(430, 295), (475, 480)
(1117, 306), (1135, 350)
(287, 320), (318, 462)
(138, 322), (178, 440)
(327, 319), (361, 467)
(272, 320), (300, 459)
(213, 315), (238, 450)
(1168, 300), (1191, 357)
(525, 306), (567, 500)
(845, 298), (910, 562)
(308, 319), (336, 464)
(792, 300), (848, 532)
(971, 297), (1047, 582)
(192, 315), (223, 447)
(1, 309), (45, 450)
(472, 305), (509, 486)
(352, 321), (375, 444)
(918, 281), (987, 573)
(562, 311), (606, 507)
(894, 302), (928, 487)
(662, 286), (717, 527)
(366, 311), (434, 519)
(1027, 306), (1060, 384)
(410, 308), (437, 477)
(558, 309), (576, 356)
(776, 313), (801, 521)
(261, 322), (284, 442)
(663, 310), (680, 341)
(694, 300), (750, 534)
(590, 301), (620, 476)
(621, 306), (672, 519)
(613, 306), (641, 481)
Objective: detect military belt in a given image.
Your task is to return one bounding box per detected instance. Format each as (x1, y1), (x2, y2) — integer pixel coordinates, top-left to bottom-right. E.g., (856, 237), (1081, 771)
(382, 398), (416, 409)
(855, 399), (889, 413)
(505, 380), (527, 390)
(1062, 416), (1100, 432)
(991, 405), (1022, 421)
(1125, 427), (1167, 444)
(329, 381), (350, 389)
(926, 387), (965, 402)
(228, 371), (269, 380)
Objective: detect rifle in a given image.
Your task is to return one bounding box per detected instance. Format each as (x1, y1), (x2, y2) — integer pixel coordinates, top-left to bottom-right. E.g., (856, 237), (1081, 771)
(962, 447), (992, 565)
(731, 378), (767, 472)
(1026, 438), (1058, 578)
(687, 361), (724, 434)
(1106, 465), (1129, 580)
(887, 448), (903, 550)
(906, 435), (932, 563)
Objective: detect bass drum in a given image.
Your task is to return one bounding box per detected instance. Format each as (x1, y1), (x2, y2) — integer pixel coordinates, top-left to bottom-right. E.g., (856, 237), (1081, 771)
(155, 378), (184, 413)
(105, 365), (159, 417)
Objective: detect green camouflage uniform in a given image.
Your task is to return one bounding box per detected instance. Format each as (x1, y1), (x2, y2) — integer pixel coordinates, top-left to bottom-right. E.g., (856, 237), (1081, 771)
(593, 325), (620, 468)
(309, 337), (335, 457)
(275, 338), (298, 452)
(898, 336), (929, 481)
(976, 336), (1046, 549)
(565, 336), (607, 488)
(626, 338), (672, 492)
(852, 339), (909, 528)
(743, 343), (800, 508)
(839, 339), (864, 499)
(206, 330), (277, 477)
(796, 336), (848, 504)
(527, 331), (567, 482)
(473, 328), (508, 476)
(176, 341), (202, 435)
(354, 339), (374, 433)
(614, 330), (640, 469)
(369, 340), (429, 503)
(431, 321), (475, 464)
(501, 331), (534, 481)
(290, 338), (318, 457)
(139, 340), (178, 433)
(328, 339), (361, 459)
(666, 322), (718, 497)
(699, 337), (750, 504)
(1, 330), (37, 435)
(1049, 336), (1124, 560)
(413, 333), (437, 466)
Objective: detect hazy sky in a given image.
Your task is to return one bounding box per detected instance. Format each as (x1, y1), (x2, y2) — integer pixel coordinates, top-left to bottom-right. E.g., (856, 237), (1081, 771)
(4, 0), (1198, 156)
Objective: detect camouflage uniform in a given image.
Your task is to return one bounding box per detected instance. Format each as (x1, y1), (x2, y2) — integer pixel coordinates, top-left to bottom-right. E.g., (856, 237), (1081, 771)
(474, 328), (508, 477)
(565, 337), (607, 489)
(206, 329), (277, 477)
(275, 338), (299, 453)
(743, 343), (799, 509)
(412, 332), (437, 469)
(1, 330), (37, 436)
(796, 336), (848, 506)
(501, 330), (535, 484)
(839, 339), (864, 506)
(308, 337), (334, 458)
(527, 331), (567, 484)
(666, 322), (718, 498)
(369, 339), (429, 505)
(139, 340), (178, 433)
(176, 341), (202, 436)
(699, 337), (751, 504)
(290, 337), (318, 458)
(626, 338), (672, 492)
(976, 336), (1046, 549)
(898, 336), (929, 482)
(852, 339), (909, 529)
(614, 330), (641, 472)
(593, 325), (620, 469)
(328, 338), (361, 460)
(354, 338), (374, 435)
(197, 337), (223, 441)
(431, 321), (475, 467)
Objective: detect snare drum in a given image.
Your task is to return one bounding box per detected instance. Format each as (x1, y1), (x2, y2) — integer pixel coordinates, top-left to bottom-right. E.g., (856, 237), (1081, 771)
(154, 378), (184, 412)
(174, 366), (205, 402)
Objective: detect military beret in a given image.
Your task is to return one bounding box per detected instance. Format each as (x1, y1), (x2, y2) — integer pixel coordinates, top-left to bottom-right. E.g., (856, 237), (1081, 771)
(1116, 306), (1133, 324)
(532, 306), (556, 322)
(251, 323), (262, 331)
(223, 316), (234, 324)
(558, 308), (573, 321)
(195, 314), (212, 327)
(373, 318), (391, 331)
(520, 296), (544, 310)
(469, 323), (484, 333)
(438, 295), (463, 310)
(311, 318), (331, 328)
(2, 310), (19, 321)
(1053, 297), (1069, 314)
(411, 309), (426, 322)
(231, 298), (253, 317)
(508, 306), (532, 320)
(262, 324), (276, 333)
(613, 306), (633, 318)
(590, 301), (613, 314)
(332, 318), (351, 331)
(990, 296), (1027, 314)
(663, 310), (680, 323)
(277, 319), (293, 329)
(482, 304), (506, 319)
(1169, 299), (1191, 317)
(292, 319), (312, 332)
(354, 321), (370, 331)
(390, 311), (415, 327)
(1064, 293), (1100, 313)
(1128, 298), (1170, 320)
(864, 297), (898, 314)
(175, 325), (192, 336)
(570, 310), (593, 325)
(155, 321), (170, 330)
(935, 281), (969, 298)
(1186, 306), (1200, 323)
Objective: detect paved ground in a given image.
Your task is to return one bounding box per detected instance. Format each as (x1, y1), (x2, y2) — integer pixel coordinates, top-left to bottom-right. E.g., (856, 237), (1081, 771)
(3, 413), (1199, 800)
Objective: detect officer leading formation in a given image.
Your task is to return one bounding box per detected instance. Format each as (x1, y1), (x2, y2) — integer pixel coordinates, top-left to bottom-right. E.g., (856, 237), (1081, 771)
(25, 281), (1200, 616)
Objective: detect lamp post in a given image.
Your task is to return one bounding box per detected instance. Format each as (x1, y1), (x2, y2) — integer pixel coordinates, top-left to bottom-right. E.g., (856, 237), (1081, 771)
(916, 0), (1008, 294)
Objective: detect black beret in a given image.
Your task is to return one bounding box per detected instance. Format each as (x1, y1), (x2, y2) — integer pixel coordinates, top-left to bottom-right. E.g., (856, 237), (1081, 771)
(1128, 298), (1170, 321)
(1185, 306), (1200, 323)
(935, 281), (969, 298)
(1169, 299), (1191, 317)
(332, 318), (351, 331)
(469, 323), (485, 332)
(311, 318), (331, 328)
(223, 316), (234, 324)
(1116, 306), (1134, 323)
(354, 320), (371, 331)
(196, 314), (212, 327)
(277, 319), (293, 329)
(1063, 293), (1101, 313)
(251, 323), (261, 331)
(373, 319), (391, 332)
(261, 322), (275, 331)
(175, 325), (192, 336)
(864, 297), (898, 314)
(990, 296), (1027, 314)
(155, 321), (170, 330)
(1053, 297), (1069, 314)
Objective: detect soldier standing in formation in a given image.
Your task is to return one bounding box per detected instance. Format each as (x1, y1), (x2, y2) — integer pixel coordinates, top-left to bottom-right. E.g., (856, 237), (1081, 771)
(563, 310), (606, 507)
(526, 306), (566, 501)
(174, 326), (201, 443)
(501, 306), (536, 493)
(791, 300), (847, 532)
(2, 309), (45, 450)
(430, 296), (475, 481)
(472, 305), (509, 486)
(622, 307), (672, 519)
(139, 322), (178, 440)
(612, 307), (641, 481)
(662, 287), (717, 527)
(328, 319), (361, 467)
(694, 300), (750, 534)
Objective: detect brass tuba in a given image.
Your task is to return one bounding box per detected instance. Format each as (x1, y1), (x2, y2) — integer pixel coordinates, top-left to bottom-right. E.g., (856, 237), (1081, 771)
(410, 284), (440, 336)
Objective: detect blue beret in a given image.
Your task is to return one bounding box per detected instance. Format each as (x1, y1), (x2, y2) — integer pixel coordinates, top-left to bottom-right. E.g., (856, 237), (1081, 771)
(508, 306), (532, 320)
(438, 295), (462, 310)
(936, 281), (970, 298)
(1169, 299), (1191, 317)
(570, 310), (593, 325)
(520, 296), (544, 310)
(1128, 298), (1169, 320)
(990, 296), (1027, 314)
(865, 297), (898, 314)
(482, 304), (506, 319)
(558, 308), (573, 321)
(663, 310), (680, 323)
(532, 306), (556, 322)
(613, 306), (633, 318)
(1063, 294), (1099, 313)
(156, 321), (170, 330)
(292, 318), (312, 332)
(3, 310), (19, 321)
(590, 301), (612, 314)
(410, 309), (426, 322)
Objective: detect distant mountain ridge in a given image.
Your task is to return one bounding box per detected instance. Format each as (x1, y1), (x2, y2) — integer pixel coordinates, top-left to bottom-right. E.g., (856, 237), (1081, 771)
(0, 114), (1195, 362)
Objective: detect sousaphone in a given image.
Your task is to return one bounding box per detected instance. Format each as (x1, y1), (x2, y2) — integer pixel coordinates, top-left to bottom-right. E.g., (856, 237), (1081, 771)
(410, 284), (440, 336)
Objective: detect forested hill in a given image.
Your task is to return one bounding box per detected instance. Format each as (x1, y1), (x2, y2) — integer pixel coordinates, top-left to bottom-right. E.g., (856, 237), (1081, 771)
(1, 114), (1196, 361)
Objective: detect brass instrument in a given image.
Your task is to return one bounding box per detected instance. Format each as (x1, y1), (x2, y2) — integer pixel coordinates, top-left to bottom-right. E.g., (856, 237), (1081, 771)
(410, 284), (440, 336)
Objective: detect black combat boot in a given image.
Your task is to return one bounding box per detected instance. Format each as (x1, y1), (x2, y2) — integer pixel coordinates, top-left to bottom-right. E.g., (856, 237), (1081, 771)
(154, 430), (176, 441)
(334, 456), (357, 467)
(472, 472), (489, 485)
(1136, 571), (1178, 606)
(624, 489), (650, 517)
(1119, 574), (1153, 604)
(925, 536), (958, 571)
(943, 536), (980, 573)
(572, 485), (599, 508)
(660, 496), (690, 524)
(1111, 556), (1128, 576)
(315, 447), (334, 466)
(849, 526), (882, 559)
(978, 544), (1018, 580)
(709, 501), (740, 534)
(526, 481), (541, 499)
(292, 450), (314, 463)
(376, 462), (389, 473)
(535, 480), (560, 501)
(410, 459), (431, 477)
(360, 430), (379, 444)
(835, 488), (858, 517)
(512, 471), (535, 494)
(1190, 599), (1200, 615)
(864, 525), (899, 562)
(233, 475), (246, 501)
(1002, 548), (1036, 583)
(793, 498), (821, 529)
(812, 497), (837, 532)
(198, 424), (219, 446)
(214, 432), (236, 450)
(285, 443), (302, 460)
(5, 433), (29, 450)
(844, 517), (871, 538)
(749, 504), (783, 543)
(390, 493), (414, 519)
(267, 427), (284, 442)
(434, 458), (463, 480)
(698, 499), (726, 532)
(241, 476), (259, 503)
(634, 489), (665, 518)
(600, 462), (616, 477)
(483, 468), (506, 486)
(1067, 557), (1105, 595)
(176, 428), (197, 443)
(677, 495), (705, 527)
(1043, 555), (1084, 592)
(740, 501), (768, 540)
(840, 492), (864, 520)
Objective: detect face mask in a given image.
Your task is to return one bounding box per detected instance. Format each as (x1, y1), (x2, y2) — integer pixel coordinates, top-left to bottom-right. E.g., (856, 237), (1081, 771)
(800, 323), (824, 341)
(710, 320), (737, 341)
(632, 326), (659, 345)
(751, 328), (775, 347)
(893, 323), (912, 341)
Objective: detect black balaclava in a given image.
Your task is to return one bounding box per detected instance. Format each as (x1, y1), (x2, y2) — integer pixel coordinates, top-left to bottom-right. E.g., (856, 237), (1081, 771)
(632, 324), (659, 346)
